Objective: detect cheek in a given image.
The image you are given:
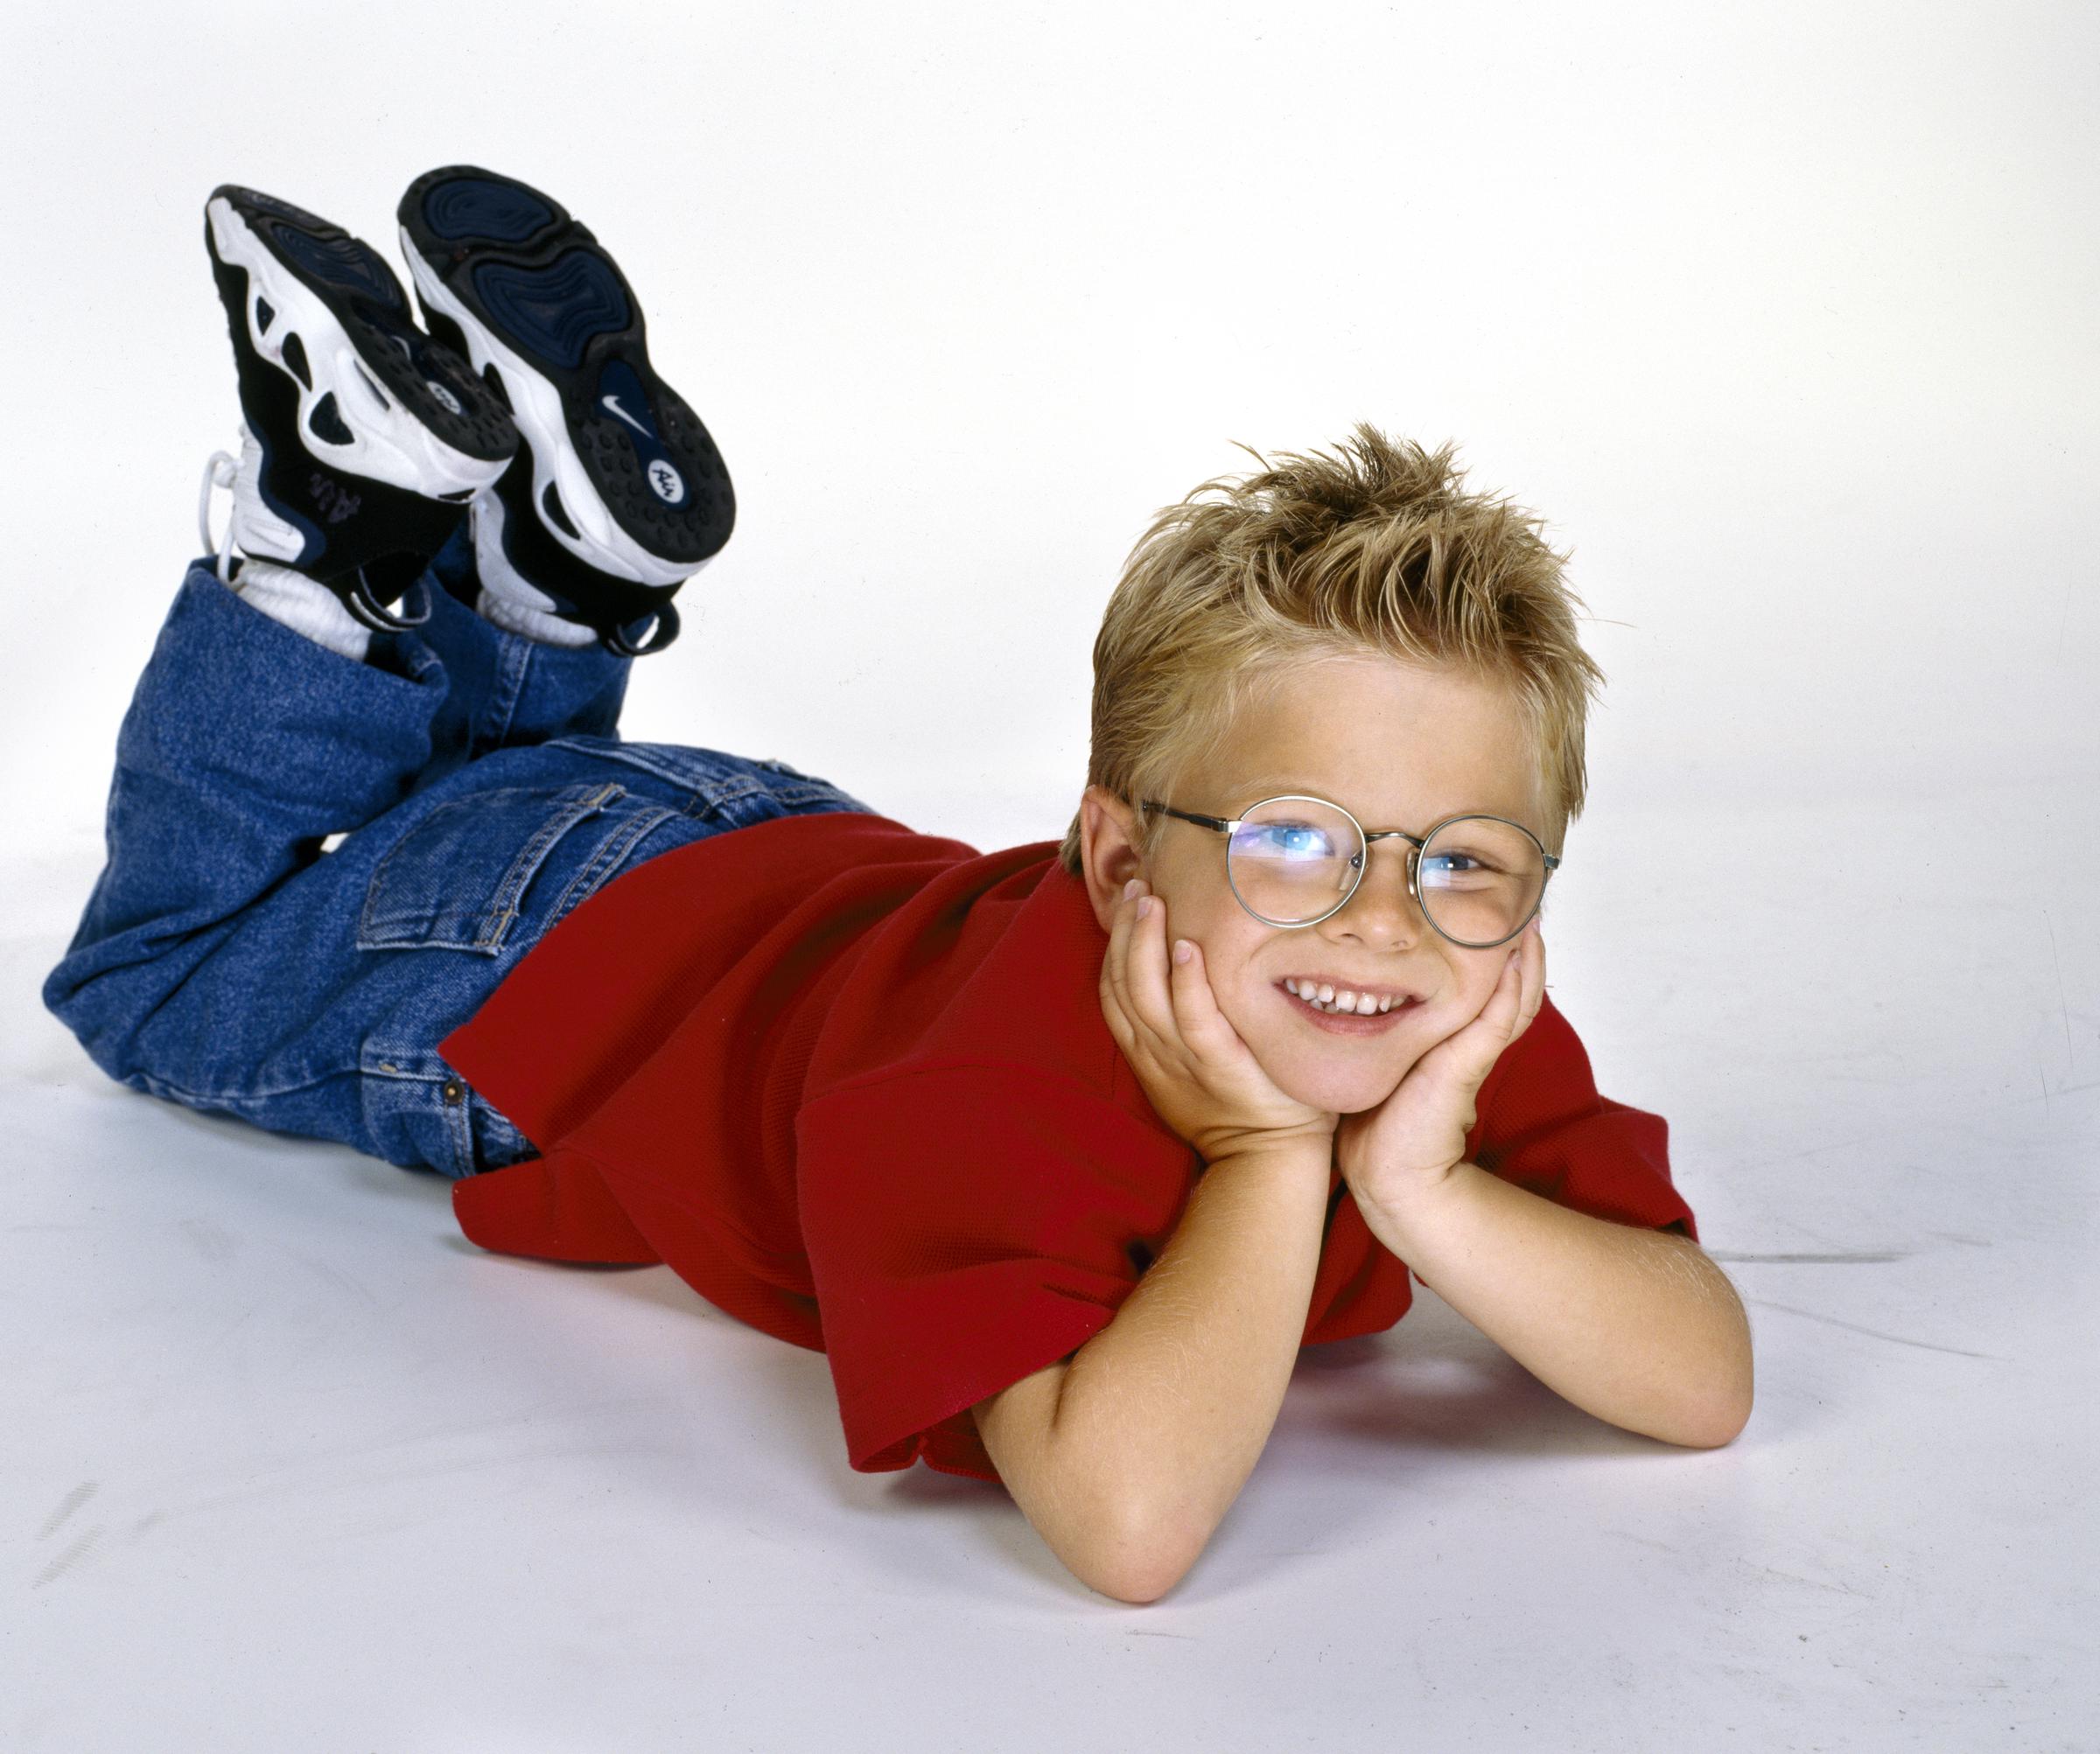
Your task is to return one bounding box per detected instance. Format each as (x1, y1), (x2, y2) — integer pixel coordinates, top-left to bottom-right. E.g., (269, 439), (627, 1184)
(1451, 956), (1502, 1013)
(1173, 899), (1256, 970)
(1188, 931), (1271, 1017)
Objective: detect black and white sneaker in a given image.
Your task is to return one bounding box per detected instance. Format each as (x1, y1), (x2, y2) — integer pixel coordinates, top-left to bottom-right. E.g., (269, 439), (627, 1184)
(396, 165), (734, 655)
(201, 185), (519, 630)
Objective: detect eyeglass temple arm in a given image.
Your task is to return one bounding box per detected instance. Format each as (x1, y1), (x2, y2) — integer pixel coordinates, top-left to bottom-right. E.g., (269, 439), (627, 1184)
(1140, 801), (1232, 832)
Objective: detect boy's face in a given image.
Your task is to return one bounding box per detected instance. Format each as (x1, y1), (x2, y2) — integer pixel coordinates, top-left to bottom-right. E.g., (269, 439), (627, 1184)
(1081, 650), (1550, 1119)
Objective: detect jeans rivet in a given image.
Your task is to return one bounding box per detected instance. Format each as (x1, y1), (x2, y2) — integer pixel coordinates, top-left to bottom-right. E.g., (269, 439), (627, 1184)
(441, 1079), (464, 1105)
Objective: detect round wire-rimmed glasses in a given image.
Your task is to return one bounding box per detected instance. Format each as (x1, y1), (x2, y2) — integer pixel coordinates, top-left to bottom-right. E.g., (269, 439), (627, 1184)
(1134, 793), (1562, 954)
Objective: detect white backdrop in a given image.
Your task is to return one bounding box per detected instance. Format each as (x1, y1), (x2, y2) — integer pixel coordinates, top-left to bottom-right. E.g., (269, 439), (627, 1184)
(4, 3), (2096, 1749)
(6, 1), (2090, 859)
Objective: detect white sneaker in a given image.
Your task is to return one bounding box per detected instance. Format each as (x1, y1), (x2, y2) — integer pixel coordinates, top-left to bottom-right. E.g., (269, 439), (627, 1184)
(200, 182), (520, 632)
(396, 165), (734, 653)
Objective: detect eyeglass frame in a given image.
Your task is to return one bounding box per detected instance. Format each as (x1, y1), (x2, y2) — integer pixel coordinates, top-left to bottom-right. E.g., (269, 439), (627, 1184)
(1137, 793), (1561, 949)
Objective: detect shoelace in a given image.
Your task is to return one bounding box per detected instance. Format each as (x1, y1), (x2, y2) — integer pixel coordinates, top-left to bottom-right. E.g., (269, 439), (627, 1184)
(197, 449), (239, 584)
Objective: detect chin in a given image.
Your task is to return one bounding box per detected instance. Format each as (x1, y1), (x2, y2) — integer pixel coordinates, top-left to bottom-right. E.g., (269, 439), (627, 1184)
(1265, 1048), (1410, 1117)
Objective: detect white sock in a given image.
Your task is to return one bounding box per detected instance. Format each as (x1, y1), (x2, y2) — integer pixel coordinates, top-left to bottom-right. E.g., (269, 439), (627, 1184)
(229, 559), (371, 663)
(474, 577), (599, 648)
(465, 494), (613, 648)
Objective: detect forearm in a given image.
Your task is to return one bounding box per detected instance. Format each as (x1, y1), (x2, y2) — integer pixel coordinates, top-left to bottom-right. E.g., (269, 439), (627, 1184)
(1054, 1139), (1331, 1587)
(1361, 1162), (1754, 1448)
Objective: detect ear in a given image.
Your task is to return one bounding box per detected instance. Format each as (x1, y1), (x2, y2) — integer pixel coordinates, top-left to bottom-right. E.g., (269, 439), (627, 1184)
(1076, 785), (1148, 933)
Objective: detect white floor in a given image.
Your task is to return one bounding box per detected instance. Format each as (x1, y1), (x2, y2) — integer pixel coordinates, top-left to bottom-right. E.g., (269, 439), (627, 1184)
(7, 768), (2095, 1751)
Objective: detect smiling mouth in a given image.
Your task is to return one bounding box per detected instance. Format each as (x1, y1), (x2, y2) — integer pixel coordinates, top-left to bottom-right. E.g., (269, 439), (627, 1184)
(1278, 977), (1418, 1016)
(1276, 981), (1420, 1030)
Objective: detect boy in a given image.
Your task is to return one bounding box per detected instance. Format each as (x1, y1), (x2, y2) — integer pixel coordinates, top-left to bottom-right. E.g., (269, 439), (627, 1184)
(45, 166), (1753, 1607)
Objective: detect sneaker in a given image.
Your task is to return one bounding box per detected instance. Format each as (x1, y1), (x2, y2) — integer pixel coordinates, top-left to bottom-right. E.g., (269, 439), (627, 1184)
(396, 165), (734, 655)
(201, 184), (519, 630)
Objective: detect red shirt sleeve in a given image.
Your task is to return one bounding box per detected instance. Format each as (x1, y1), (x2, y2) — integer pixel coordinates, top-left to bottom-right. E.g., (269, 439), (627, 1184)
(1471, 995), (1699, 1241)
(794, 1061), (1194, 1483)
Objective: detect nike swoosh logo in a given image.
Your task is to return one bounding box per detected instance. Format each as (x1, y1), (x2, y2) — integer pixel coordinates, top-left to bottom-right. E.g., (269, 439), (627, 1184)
(600, 393), (652, 437)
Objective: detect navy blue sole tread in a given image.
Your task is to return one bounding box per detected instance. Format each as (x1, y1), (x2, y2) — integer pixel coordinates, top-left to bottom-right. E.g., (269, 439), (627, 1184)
(396, 166), (733, 567)
(208, 184), (517, 467)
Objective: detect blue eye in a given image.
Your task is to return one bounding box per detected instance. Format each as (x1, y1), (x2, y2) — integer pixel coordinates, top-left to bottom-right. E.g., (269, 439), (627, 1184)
(1421, 847), (1516, 889)
(1233, 821), (1336, 860)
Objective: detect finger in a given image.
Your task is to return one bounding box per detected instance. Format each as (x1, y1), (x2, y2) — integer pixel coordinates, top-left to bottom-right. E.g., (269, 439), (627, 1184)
(1457, 943), (1527, 1060)
(1490, 940), (1527, 1033)
(1099, 880), (1146, 1046)
(1502, 936), (1539, 1045)
(1418, 944), (1516, 1077)
(1123, 889), (1175, 1047)
(1105, 881), (1154, 1045)
(1516, 917), (1547, 1036)
(1165, 933), (1241, 1058)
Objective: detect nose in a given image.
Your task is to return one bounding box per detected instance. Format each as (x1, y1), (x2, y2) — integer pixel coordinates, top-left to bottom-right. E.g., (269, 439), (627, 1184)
(1330, 839), (1427, 945)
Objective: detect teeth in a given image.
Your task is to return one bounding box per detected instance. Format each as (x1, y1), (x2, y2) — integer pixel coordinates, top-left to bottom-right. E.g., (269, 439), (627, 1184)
(1286, 979), (1405, 1016)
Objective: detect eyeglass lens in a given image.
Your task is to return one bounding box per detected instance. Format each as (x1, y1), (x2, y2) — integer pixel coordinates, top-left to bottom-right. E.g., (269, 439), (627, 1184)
(1225, 796), (1545, 946)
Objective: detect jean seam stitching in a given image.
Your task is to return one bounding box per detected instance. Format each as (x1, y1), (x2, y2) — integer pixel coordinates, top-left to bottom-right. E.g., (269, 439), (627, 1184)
(473, 781), (623, 948)
(480, 629), (531, 751)
(129, 1065), (349, 1106)
(444, 1083), (474, 1177)
(547, 803), (678, 928)
(539, 736), (766, 805)
(357, 781), (621, 947)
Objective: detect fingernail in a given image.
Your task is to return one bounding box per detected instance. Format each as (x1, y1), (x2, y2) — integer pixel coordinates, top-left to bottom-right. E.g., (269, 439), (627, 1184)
(1173, 940), (1192, 964)
(1123, 877), (1142, 899)
(1137, 897), (1152, 919)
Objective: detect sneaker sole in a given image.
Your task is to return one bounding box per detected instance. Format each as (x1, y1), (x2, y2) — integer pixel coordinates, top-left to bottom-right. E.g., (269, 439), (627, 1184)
(396, 166), (733, 588)
(205, 187), (517, 500)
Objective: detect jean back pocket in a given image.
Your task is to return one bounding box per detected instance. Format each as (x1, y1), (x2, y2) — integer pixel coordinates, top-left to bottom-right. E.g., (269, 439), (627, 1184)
(355, 779), (679, 955)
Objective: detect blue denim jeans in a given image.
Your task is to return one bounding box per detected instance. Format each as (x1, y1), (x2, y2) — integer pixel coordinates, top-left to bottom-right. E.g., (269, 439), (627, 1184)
(43, 532), (880, 1181)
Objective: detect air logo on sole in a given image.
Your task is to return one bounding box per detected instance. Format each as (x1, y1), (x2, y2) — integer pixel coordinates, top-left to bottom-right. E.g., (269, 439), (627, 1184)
(596, 360), (690, 511)
(425, 380), (463, 415)
(648, 460), (686, 505)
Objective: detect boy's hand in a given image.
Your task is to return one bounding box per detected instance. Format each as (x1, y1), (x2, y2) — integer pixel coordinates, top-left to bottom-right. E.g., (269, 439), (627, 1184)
(1099, 878), (1338, 1166)
(1334, 915), (1546, 1221)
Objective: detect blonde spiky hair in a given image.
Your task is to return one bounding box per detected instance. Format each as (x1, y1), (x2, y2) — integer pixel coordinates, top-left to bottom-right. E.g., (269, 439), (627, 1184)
(1058, 423), (1606, 877)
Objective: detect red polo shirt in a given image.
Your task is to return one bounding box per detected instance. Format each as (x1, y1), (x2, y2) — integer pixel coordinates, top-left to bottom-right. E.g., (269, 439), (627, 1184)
(438, 810), (1698, 1485)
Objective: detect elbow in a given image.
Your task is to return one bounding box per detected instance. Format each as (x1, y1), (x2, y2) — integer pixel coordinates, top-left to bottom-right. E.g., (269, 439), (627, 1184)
(1676, 1282), (1756, 1449)
(1079, 1500), (1212, 1605)
(1083, 1559), (1178, 1606)
(1712, 1381), (1756, 1448)
(1090, 1543), (1200, 1606)
(1677, 1401), (1750, 1450)
(1680, 1370), (1755, 1450)
(1704, 1327), (1757, 1447)
(1628, 1352), (1753, 1450)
